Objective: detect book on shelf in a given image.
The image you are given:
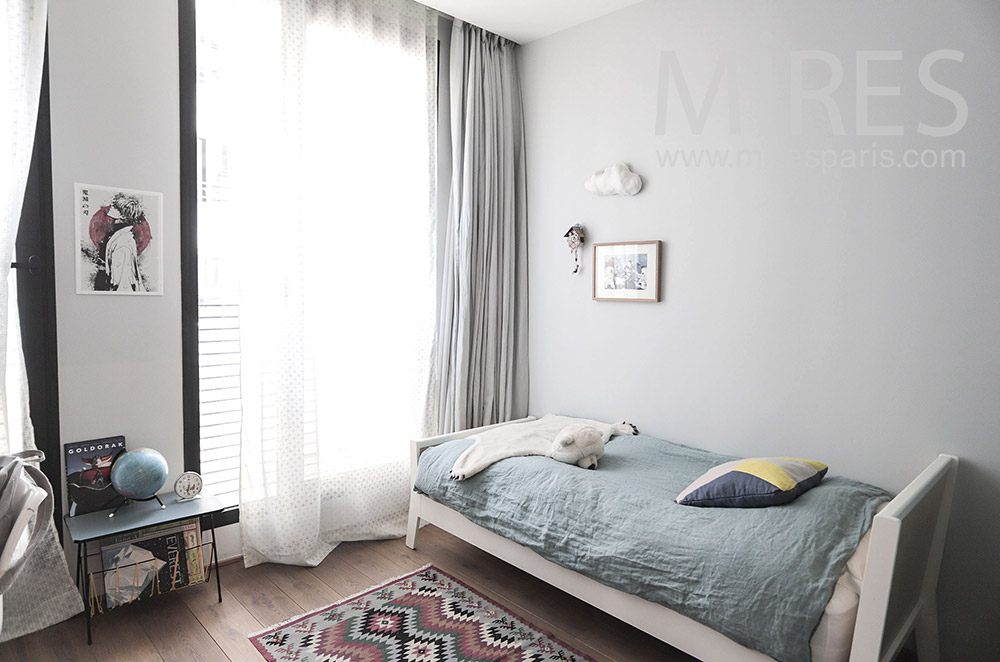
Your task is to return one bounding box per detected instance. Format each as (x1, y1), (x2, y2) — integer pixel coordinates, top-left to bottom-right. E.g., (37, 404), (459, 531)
(99, 518), (205, 607)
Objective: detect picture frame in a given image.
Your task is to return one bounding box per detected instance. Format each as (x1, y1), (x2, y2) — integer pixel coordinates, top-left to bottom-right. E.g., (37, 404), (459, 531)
(592, 240), (661, 303)
(75, 183), (164, 295)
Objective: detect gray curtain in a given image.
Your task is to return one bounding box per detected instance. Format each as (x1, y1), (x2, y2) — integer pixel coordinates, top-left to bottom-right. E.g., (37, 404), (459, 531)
(431, 20), (529, 434)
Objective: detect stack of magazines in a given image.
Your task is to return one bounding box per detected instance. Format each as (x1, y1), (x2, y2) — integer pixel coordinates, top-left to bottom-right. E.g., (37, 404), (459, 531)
(99, 518), (206, 608)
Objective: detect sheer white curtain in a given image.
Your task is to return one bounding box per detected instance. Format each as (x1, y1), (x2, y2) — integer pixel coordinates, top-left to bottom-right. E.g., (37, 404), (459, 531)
(199, 0), (436, 567)
(1, 0), (85, 643)
(1, 0), (46, 457)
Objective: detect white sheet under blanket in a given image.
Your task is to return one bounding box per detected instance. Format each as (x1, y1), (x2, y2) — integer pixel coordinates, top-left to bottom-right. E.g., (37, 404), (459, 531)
(812, 501), (885, 662)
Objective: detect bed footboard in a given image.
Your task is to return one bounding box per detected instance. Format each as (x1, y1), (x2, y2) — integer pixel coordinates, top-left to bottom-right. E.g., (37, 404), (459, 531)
(849, 454), (958, 662)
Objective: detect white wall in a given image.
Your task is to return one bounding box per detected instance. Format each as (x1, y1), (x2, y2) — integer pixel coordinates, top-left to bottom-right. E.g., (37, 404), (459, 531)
(48, 0), (183, 488)
(521, 1), (1000, 659)
(47, 0), (238, 560)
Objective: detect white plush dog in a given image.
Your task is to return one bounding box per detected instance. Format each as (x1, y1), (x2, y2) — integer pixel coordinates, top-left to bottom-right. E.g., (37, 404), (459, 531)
(450, 415), (638, 480)
(550, 422), (636, 469)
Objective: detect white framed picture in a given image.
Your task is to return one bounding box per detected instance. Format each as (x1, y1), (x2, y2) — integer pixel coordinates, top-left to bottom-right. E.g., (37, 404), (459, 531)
(593, 240), (661, 303)
(76, 183), (163, 295)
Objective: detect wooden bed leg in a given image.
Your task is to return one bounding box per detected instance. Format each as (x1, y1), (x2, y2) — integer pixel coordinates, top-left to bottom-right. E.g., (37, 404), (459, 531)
(405, 492), (420, 550)
(915, 598), (941, 662)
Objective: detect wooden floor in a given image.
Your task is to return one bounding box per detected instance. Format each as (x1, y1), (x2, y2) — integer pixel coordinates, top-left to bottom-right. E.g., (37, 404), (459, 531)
(0, 525), (697, 662)
(0, 525), (920, 662)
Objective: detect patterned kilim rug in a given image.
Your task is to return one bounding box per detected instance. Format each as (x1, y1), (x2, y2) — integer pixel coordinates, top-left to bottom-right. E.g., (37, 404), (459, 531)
(249, 565), (593, 661)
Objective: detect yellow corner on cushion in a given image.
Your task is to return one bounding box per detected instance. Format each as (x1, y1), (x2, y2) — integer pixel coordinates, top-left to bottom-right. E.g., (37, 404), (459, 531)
(734, 458), (828, 491)
(734, 460), (797, 491)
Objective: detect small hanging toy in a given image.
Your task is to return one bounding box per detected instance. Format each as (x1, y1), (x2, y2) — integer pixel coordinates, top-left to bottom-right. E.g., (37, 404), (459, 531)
(564, 224), (585, 274)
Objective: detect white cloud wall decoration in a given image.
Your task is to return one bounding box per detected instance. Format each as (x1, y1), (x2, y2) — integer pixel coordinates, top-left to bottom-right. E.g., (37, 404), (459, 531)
(584, 162), (642, 196)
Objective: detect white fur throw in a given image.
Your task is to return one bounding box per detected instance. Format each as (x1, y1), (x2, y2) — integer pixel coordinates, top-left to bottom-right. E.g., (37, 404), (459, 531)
(449, 414), (636, 480)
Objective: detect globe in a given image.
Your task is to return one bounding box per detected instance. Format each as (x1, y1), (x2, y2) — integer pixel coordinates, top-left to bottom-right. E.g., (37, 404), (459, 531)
(110, 447), (169, 500)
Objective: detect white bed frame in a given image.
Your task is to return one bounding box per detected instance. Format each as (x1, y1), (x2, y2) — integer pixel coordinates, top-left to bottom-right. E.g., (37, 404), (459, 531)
(406, 416), (958, 662)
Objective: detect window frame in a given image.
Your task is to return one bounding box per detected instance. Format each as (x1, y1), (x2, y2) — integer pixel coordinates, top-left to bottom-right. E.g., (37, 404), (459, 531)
(16, 40), (62, 534)
(179, 0), (240, 528)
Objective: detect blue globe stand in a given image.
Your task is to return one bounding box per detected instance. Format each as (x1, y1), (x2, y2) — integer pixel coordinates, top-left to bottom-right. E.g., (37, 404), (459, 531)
(107, 447), (170, 518)
(107, 493), (166, 518)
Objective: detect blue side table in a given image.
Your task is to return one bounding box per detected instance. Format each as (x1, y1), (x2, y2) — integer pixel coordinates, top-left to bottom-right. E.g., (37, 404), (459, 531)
(64, 493), (226, 644)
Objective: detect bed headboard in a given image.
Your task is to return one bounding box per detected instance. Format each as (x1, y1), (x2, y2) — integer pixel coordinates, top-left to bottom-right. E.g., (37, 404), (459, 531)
(409, 416), (537, 483)
(849, 454), (958, 662)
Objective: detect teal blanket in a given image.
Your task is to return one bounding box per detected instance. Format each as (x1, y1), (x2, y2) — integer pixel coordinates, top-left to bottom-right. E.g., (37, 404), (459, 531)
(414, 433), (890, 662)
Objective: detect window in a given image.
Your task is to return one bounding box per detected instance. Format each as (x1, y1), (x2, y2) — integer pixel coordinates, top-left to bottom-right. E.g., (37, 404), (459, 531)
(181, 0), (244, 521)
(181, 1), (245, 512)
(180, 0), (436, 527)
(191, 15), (240, 508)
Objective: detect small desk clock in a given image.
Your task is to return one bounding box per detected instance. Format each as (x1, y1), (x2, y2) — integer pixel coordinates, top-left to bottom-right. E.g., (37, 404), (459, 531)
(174, 471), (204, 502)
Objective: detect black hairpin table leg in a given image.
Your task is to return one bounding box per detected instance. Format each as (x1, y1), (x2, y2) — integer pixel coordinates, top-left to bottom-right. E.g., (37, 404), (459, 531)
(82, 541), (92, 645)
(74, 542), (82, 590)
(210, 513), (222, 602)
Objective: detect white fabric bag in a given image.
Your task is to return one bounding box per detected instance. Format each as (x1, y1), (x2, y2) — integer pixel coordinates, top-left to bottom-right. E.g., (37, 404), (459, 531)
(0, 452), (82, 642)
